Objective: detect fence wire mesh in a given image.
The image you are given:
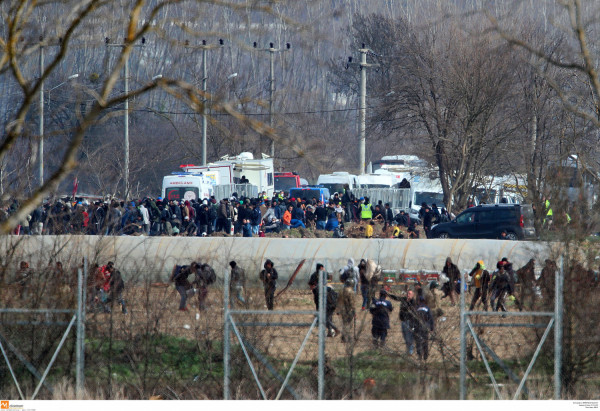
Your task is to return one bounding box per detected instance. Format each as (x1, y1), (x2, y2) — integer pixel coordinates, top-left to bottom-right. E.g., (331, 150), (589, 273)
(0, 252), (598, 400)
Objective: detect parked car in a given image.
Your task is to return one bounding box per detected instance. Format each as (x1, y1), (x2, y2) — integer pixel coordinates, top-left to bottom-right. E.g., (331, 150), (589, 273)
(429, 204), (536, 240)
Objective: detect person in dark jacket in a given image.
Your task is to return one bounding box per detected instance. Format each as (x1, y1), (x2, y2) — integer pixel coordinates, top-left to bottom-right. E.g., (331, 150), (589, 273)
(358, 259), (370, 310)
(194, 263), (216, 310)
(490, 262), (511, 312)
(229, 260), (246, 307)
(308, 266), (338, 336)
(441, 257), (461, 305)
(340, 278), (357, 343)
(259, 259), (278, 310)
(369, 289), (393, 348)
(501, 258), (523, 311)
(170, 262), (197, 311)
(384, 203), (394, 231)
(197, 203), (210, 235)
(414, 296), (434, 360)
(308, 263), (326, 310)
(388, 289), (417, 354)
(422, 207), (434, 238)
(516, 259), (536, 310)
(107, 269), (127, 314)
(250, 202), (262, 235)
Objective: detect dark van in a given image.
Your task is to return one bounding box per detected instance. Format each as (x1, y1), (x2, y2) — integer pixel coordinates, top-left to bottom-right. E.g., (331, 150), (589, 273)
(429, 204), (536, 240)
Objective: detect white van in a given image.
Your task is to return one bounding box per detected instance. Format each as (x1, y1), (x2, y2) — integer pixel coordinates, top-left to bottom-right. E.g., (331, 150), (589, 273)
(162, 174), (213, 202)
(316, 172), (359, 194)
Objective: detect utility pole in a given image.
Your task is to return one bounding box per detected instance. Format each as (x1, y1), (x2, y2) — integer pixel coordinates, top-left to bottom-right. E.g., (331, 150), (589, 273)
(39, 43), (44, 186)
(347, 44), (378, 175)
(184, 39), (224, 165)
(359, 45), (367, 176)
(202, 43), (207, 166)
(253, 41), (291, 158)
(106, 36), (145, 200)
(124, 56), (129, 200)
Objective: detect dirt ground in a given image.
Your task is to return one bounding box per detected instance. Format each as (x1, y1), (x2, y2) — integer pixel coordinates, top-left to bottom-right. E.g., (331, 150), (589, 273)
(93, 284), (540, 366)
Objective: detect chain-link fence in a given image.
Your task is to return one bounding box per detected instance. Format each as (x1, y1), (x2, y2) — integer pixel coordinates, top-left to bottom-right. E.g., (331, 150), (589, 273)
(213, 184), (258, 201)
(353, 188), (411, 212)
(0, 245), (598, 400)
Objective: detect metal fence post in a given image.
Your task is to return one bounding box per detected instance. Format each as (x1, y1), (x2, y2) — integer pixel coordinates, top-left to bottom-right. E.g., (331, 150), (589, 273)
(318, 269), (326, 400)
(459, 270), (467, 400)
(554, 255), (563, 400)
(224, 268), (231, 400)
(76, 266), (84, 399)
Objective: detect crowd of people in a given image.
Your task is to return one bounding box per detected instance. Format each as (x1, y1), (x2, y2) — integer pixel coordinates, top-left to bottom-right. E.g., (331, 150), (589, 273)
(4, 189), (449, 238)
(10, 251), (588, 362)
(166, 254), (557, 361)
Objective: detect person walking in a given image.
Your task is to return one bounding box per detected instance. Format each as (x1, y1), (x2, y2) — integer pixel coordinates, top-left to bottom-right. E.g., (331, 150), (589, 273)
(441, 257), (460, 305)
(229, 261), (246, 307)
(358, 259), (370, 310)
(339, 278), (357, 343)
(389, 289), (416, 355)
(369, 289), (393, 348)
(170, 262), (196, 311)
(469, 260), (490, 311)
(308, 263), (327, 310)
(490, 262), (511, 312)
(260, 259), (278, 310)
(339, 258), (359, 293)
(194, 263), (216, 310)
(107, 268), (127, 314)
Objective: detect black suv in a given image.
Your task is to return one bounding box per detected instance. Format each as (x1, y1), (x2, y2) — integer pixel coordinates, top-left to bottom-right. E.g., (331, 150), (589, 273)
(429, 204), (536, 240)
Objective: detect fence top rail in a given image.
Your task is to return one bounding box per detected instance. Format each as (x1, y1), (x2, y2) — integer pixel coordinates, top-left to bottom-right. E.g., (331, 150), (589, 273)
(0, 309), (76, 314)
(465, 311), (554, 317)
(228, 309), (318, 316)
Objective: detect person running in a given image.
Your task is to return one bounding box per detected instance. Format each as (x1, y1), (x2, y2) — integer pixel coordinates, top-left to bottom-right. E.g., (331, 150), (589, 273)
(259, 259), (278, 310)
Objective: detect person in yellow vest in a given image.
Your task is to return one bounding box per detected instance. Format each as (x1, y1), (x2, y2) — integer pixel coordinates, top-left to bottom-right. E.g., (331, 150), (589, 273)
(360, 197), (373, 221)
(543, 197), (553, 228)
(366, 220), (375, 238)
(392, 222), (402, 238)
(469, 260), (490, 311)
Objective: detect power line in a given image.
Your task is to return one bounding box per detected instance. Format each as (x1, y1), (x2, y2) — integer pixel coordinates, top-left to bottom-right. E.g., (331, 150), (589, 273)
(136, 106), (370, 116)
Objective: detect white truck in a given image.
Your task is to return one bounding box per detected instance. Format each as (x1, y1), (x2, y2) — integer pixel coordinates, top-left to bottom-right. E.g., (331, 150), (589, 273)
(166, 152), (275, 200)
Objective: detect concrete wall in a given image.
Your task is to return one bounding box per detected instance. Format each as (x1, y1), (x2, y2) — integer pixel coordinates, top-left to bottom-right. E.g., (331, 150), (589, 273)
(0, 236), (557, 285)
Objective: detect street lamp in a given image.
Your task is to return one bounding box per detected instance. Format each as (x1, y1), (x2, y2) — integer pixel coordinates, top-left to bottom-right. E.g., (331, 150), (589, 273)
(39, 72), (79, 186)
(105, 36), (146, 200)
